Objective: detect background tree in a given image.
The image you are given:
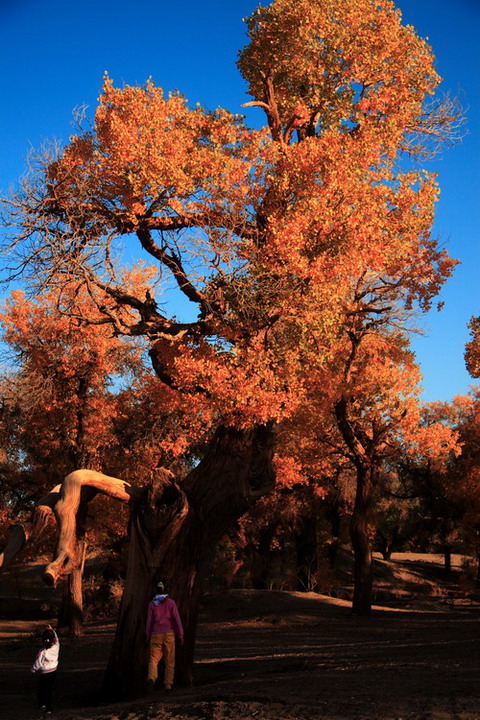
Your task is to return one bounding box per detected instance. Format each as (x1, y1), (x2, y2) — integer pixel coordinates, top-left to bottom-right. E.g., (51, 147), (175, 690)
(454, 392), (480, 578)
(277, 325), (458, 613)
(416, 394), (480, 574)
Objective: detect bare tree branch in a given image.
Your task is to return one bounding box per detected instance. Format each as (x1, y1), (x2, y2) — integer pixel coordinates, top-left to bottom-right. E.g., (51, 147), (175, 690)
(0, 485), (61, 569)
(44, 470), (140, 586)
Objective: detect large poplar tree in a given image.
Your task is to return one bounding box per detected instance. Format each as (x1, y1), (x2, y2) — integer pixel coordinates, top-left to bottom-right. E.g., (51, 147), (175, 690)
(0, 0), (459, 698)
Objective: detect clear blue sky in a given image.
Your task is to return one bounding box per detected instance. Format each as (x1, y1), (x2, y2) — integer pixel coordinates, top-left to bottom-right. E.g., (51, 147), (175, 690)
(0, 0), (478, 402)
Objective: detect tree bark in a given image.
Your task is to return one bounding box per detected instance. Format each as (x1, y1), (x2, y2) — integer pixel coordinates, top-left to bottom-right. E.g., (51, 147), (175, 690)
(43, 470), (137, 586)
(56, 491), (91, 636)
(335, 397), (377, 616)
(103, 423), (275, 700)
(103, 467), (188, 699)
(58, 535), (87, 635)
(0, 486), (60, 569)
(349, 464), (376, 616)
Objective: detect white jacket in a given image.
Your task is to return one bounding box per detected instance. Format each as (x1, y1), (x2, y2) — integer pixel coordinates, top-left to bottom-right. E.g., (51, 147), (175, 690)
(31, 630), (59, 674)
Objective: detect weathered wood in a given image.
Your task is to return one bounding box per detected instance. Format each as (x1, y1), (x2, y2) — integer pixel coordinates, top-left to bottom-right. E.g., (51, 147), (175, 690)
(57, 533), (88, 636)
(0, 485), (61, 569)
(44, 470), (139, 586)
(56, 487), (94, 636)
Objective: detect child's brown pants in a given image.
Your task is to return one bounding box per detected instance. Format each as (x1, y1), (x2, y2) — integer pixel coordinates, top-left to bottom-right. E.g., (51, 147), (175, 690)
(147, 632), (175, 688)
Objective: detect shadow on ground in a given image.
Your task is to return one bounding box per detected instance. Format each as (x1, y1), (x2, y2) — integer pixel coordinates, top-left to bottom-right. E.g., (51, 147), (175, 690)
(1, 587), (479, 720)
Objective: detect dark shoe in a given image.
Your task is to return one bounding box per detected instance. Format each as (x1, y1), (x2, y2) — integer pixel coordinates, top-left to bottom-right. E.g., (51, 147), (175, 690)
(165, 685), (173, 694)
(146, 679), (155, 694)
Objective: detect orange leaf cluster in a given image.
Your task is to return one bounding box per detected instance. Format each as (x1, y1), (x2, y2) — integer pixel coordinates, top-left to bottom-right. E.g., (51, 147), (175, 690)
(239, 0), (439, 151)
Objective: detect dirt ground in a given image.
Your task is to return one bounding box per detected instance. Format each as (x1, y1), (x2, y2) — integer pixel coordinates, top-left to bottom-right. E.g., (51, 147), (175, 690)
(1, 555), (479, 720)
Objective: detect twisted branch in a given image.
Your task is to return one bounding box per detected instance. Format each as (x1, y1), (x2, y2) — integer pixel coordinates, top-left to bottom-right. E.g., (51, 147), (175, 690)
(0, 470), (140, 588)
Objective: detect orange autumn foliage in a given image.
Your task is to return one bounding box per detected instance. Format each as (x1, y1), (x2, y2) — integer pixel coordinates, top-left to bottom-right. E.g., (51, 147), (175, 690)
(238, 0), (452, 152)
(1, 0), (459, 479)
(275, 330), (458, 493)
(414, 392), (479, 559)
(0, 281), (221, 481)
(0, 285), (141, 475)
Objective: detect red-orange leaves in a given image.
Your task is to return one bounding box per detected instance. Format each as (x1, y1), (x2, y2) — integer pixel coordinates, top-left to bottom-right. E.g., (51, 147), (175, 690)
(2, 1), (459, 462)
(50, 76), (269, 233)
(0, 284), (141, 473)
(239, 0), (439, 153)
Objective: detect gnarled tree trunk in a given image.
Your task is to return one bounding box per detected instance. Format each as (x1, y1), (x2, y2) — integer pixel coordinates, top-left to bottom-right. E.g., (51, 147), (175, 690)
(56, 489), (94, 636)
(0, 472), (139, 637)
(0, 483), (91, 635)
(103, 422), (275, 700)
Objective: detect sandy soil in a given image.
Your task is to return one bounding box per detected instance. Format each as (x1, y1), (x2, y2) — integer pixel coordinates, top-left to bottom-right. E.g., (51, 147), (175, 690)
(1, 557), (479, 720)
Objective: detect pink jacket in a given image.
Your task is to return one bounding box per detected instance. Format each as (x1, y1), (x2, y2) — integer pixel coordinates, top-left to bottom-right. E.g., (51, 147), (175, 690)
(146, 595), (184, 638)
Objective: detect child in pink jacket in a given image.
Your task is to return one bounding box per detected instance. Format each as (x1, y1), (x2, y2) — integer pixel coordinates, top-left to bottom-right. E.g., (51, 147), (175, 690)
(146, 580), (184, 692)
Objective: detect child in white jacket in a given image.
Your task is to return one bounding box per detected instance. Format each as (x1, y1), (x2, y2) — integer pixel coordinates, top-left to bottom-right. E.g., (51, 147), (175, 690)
(31, 625), (60, 714)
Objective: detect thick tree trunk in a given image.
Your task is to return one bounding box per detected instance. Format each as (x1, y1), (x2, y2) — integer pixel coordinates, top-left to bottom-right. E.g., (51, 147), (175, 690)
(103, 423), (275, 700)
(350, 466), (375, 616)
(103, 468), (188, 699)
(334, 397), (377, 616)
(57, 531), (88, 636)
